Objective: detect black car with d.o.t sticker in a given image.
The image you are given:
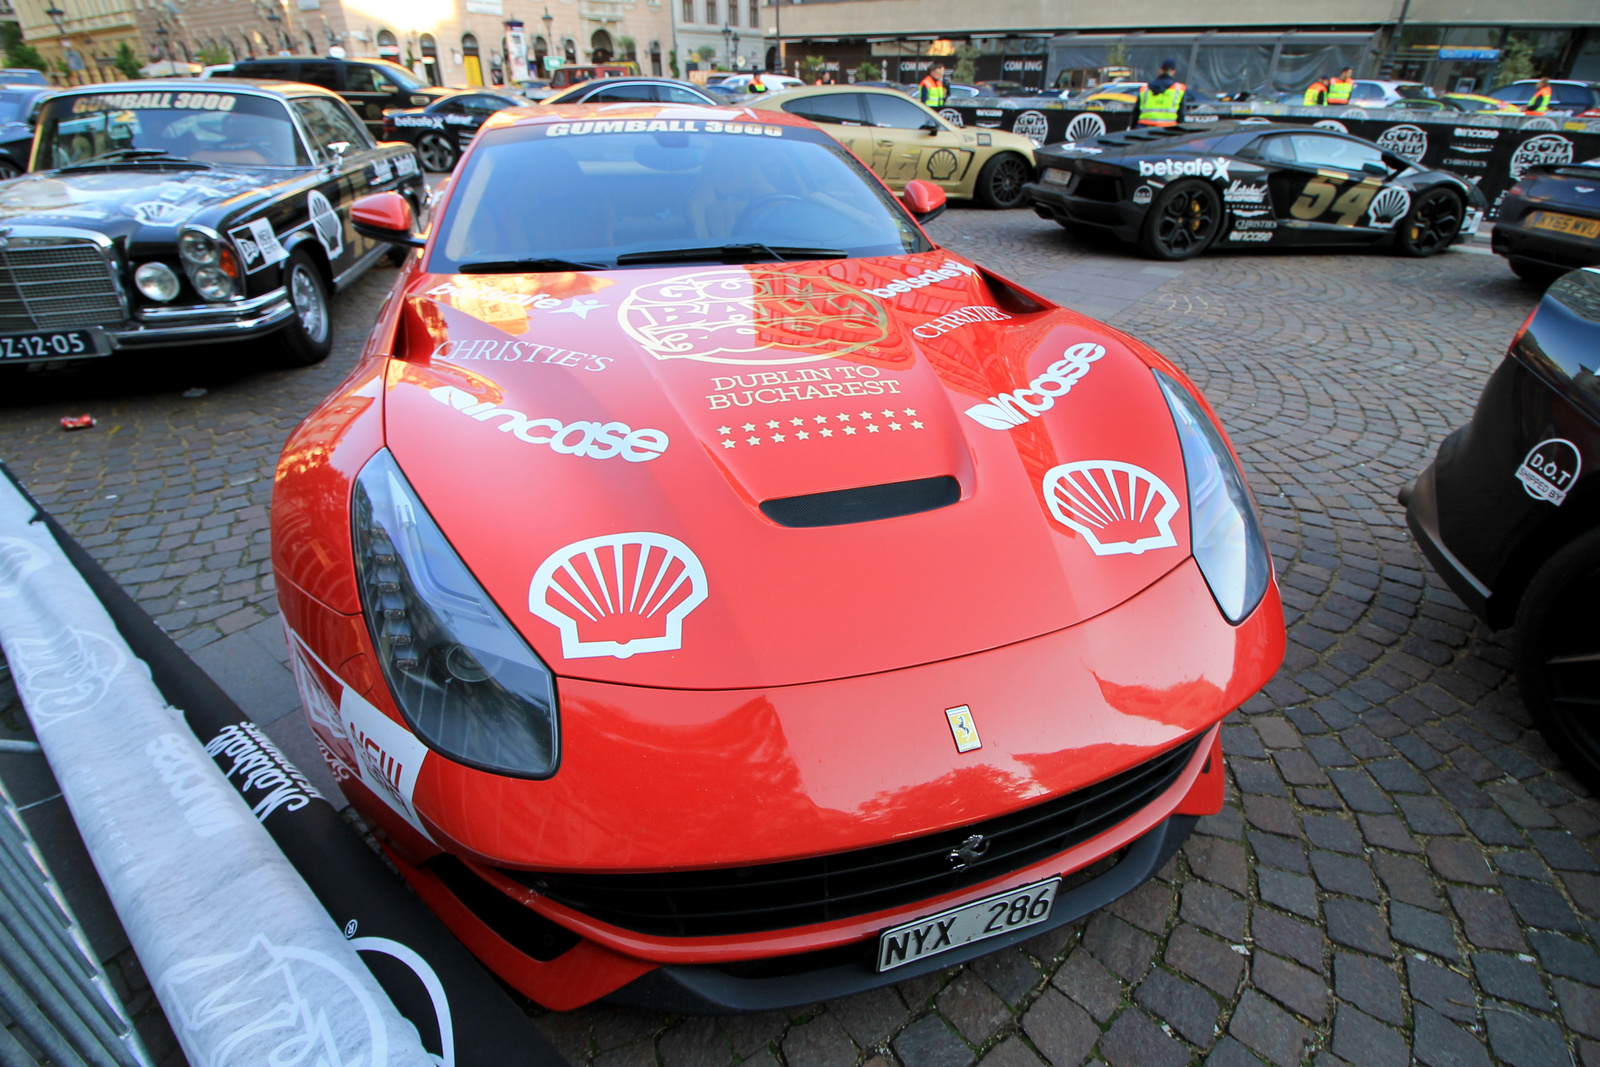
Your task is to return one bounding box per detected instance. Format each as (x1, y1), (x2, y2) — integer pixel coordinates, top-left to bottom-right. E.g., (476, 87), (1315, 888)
(1403, 266), (1600, 789)
(380, 89), (524, 173)
(1492, 158), (1600, 286)
(1025, 120), (1488, 261)
(0, 79), (424, 367)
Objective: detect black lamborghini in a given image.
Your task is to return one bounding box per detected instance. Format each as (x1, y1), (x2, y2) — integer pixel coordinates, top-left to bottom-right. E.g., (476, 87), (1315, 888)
(1492, 159), (1600, 286)
(381, 89), (524, 173)
(1025, 120), (1489, 261)
(1403, 266), (1600, 788)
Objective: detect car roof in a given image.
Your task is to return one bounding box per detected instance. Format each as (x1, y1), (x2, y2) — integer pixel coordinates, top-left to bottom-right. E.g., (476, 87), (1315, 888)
(761, 85), (925, 101)
(50, 77), (341, 102)
(480, 100), (820, 134)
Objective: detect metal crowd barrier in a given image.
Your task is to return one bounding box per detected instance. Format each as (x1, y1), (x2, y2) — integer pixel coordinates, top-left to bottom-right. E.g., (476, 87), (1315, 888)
(0, 768), (152, 1067)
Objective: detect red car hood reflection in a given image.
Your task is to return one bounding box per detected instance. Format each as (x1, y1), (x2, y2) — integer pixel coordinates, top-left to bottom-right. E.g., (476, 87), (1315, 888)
(384, 251), (1195, 689)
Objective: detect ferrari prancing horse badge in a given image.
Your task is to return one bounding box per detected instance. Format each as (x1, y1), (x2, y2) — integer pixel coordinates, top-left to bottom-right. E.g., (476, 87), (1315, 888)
(946, 705), (982, 753)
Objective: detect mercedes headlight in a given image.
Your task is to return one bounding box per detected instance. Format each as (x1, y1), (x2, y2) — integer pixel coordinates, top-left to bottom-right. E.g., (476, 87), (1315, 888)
(1157, 371), (1271, 623)
(133, 262), (180, 302)
(177, 229), (239, 301)
(352, 450), (559, 778)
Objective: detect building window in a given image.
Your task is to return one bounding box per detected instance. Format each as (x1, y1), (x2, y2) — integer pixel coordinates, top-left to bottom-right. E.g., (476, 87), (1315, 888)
(728, 0), (737, 26)
(706, 0), (716, 26)
(749, 0), (758, 29)
(682, 0), (693, 23)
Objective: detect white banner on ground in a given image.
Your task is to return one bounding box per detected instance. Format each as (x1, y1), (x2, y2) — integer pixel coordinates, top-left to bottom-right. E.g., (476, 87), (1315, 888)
(0, 475), (435, 1067)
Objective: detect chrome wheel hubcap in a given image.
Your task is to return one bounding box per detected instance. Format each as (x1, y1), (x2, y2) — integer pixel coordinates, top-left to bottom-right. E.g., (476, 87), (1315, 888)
(291, 265), (328, 344)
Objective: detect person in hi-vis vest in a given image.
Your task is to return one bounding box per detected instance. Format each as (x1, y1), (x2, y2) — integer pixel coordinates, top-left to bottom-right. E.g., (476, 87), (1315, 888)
(1326, 67), (1355, 104)
(919, 64), (947, 108)
(1304, 76), (1330, 106)
(1526, 78), (1552, 114)
(1135, 59), (1187, 127)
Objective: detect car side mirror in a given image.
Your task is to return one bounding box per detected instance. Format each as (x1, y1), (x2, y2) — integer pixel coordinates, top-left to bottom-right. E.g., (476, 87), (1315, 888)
(901, 179), (947, 223)
(351, 191), (425, 248)
(1362, 160), (1388, 176)
(326, 140), (350, 166)
(921, 118), (941, 134)
(410, 94), (432, 105)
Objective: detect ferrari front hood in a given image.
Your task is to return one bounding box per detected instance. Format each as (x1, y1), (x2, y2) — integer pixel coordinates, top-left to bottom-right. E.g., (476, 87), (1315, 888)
(383, 253), (1195, 689)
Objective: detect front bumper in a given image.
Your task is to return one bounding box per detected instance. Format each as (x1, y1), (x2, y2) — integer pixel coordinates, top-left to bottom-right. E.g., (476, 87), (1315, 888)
(110, 287), (295, 349)
(280, 552), (1282, 1010)
(1024, 178), (1142, 242)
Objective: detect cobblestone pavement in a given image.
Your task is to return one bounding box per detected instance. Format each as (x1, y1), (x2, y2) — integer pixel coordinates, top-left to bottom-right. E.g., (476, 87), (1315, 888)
(0, 214), (1592, 1067)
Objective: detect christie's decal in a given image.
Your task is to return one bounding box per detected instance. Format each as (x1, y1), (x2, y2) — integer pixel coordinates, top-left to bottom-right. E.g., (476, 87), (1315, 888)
(619, 269), (890, 365)
(1043, 460), (1181, 556)
(431, 337), (612, 372)
(912, 305), (1011, 339)
(427, 384), (668, 461)
(529, 532), (708, 660)
(964, 342), (1105, 430)
(1516, 438), (1581, 505)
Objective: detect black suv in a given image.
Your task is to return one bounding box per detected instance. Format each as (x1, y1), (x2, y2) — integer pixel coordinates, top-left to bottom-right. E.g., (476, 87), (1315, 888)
(209, 57), (445, 135)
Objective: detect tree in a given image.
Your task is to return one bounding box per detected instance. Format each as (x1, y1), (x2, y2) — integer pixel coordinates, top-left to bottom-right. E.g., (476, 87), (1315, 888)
(800, 54), (825, 83)
(1104, 41), (1129, 73)
(855, 59), (880, 81)
(617, 35), (635, 61)
(1493, 37), (1536, 90)
(113, 41), (142, 80)
(1, 23), (49, 73)
(695, 44), (717, 64)
(953, 44), (979, 85)
(198, 43), (231, 66)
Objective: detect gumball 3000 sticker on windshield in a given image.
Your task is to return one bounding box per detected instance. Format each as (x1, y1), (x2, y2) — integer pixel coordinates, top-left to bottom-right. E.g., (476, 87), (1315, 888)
(618, 269), (890, 366)
(1516, 438), (1581, 505)
(529, 533), (707, 660)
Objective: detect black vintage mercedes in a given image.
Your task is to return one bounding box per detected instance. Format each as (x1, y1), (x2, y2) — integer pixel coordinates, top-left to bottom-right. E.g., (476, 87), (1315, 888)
(1025, 120), (1488, 261)
(0, 79), (425, 367)
(1403, 266), (1600, 788)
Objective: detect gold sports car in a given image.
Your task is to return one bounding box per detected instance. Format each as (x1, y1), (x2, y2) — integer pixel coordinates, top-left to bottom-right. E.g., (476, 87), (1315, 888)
(750, 85), (1037, 208)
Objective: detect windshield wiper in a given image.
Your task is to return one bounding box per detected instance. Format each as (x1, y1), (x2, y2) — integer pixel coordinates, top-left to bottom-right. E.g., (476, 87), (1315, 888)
(457, 257), (608, 273)
(59, 147), (212, 171)
(615, 243), (848, 265)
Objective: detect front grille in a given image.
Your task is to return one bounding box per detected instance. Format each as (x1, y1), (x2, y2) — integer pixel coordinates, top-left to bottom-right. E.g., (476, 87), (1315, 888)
(506, 736), (1200, 937)
(0, 241), (123, 331)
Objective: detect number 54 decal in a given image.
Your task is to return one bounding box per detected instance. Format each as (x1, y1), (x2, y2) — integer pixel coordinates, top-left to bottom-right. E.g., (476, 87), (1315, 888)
(1290, 175), (1383, 227)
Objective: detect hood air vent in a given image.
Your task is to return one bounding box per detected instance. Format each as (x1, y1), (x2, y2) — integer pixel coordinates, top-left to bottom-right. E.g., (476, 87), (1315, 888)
(760, 476), (960, 528)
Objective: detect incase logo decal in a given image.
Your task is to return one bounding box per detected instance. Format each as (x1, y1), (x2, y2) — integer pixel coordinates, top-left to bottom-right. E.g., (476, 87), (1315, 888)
(964, 342), (1105, 430)
(1516, 438), (1581, 505)
(1043, 460), (1180, 556)
(428, 385), (668, 461)
(529, 533), (708, 660)
(1138, 157), (1232, 181)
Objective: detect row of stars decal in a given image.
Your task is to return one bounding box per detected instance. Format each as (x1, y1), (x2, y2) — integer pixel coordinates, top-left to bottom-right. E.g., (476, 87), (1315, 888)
(716, 410), (926, 448)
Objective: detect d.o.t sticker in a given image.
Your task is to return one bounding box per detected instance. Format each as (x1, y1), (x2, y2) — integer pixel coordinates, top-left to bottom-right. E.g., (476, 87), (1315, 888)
(1516, 438), (1581, 505)
(307, 189), (343, 260)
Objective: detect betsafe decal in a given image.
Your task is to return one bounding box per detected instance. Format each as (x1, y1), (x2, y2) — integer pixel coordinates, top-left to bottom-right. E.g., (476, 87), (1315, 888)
(1043, 460), (1180, 557)
(529, 532), (707, 660)
(619, 269), (890, 366)
(862, 260), (979, 300)
(1138, 157), (1232, 181)
(427, 384), (669, 461)
(1516, 438), (1581, 505)
(964, 342), (1106, 430)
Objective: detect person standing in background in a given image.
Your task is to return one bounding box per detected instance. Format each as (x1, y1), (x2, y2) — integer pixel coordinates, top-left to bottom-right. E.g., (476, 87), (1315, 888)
(1526, 77), (1552, 113)
(1304, 74), (1331, 106)
(1327, 67), (1355, 104)
(919, 64), (947, 107)
(1135, 59), (1187, 126)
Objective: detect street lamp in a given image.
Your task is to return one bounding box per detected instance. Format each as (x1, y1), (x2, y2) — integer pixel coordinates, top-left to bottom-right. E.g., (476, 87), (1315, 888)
(541, 7), (553, 74)
(732, 30), (740, 69)
(44, 2), (64, 31)
(721, 23), (731, 68)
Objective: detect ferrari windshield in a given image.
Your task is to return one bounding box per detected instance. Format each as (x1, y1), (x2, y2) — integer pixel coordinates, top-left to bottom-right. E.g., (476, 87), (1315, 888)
(430, 119), (931, 272)
(35, 91), (308, 169)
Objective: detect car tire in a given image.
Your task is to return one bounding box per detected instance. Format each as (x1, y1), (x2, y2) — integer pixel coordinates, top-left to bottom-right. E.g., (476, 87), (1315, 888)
(278, 249), (332, 367)
(1511, 259), (1562, 288)
(417, 133), (457, 173)
(1516, 526), (1600, 794)
(1396, 188), (1464, 257)
(975, 153), (1031, 209)
(1138, 179), (1223, 261)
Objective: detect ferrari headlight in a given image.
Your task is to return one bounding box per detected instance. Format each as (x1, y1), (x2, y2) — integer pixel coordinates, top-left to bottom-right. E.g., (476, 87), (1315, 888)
(352, 450), (559, 778)
(1157, 371), (1271, 623)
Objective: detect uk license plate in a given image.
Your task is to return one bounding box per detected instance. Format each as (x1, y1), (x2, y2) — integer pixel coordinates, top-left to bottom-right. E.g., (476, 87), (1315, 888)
(1043, 168), (1072, 185)
(876, 876), (1060, 972)
(0, 328), (107, 362)
(1530, 211), (1600, 239)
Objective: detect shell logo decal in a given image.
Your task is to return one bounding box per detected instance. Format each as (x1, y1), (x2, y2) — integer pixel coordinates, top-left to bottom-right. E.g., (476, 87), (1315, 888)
(618, 268), (890, 366)
(1065, 114), (1106, 142)
(529, 533), (708, 659)
(1043, 461), (1180, 556)
(1366, 187), (1410, 229)
(926, 149), (959, 181)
